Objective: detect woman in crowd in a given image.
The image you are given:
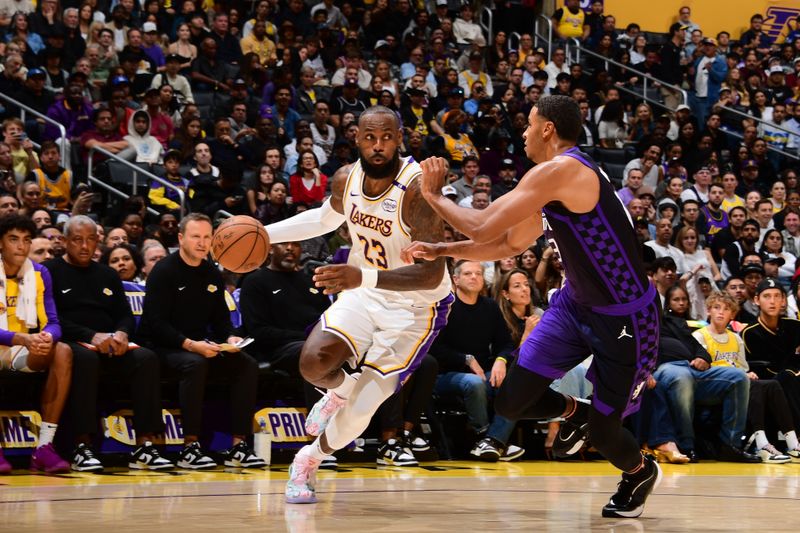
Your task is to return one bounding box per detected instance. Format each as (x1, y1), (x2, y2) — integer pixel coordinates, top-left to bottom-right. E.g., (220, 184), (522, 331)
(256, 180), (290, 225)
(597, 100), (627, 148)
(5, 12), (45, 55)
(247, 164), (275, 218)
(769, 180), (787, 213)
(167, 22), (197, 71)
(289, 150), (327, 205)
(759, 229), (797, 279)
(640, 284), (693, 464)
(169, 117), (203, 164)
(628, 102), (655, 142)
(489, 256), (519, 298)
(745, 190), (762, 220)
(102, 243), (143, 283)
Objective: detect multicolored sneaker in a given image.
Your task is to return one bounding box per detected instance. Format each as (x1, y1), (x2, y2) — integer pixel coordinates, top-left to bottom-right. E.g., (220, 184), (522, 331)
(70, 443), (104, 472)
(30, 443), (70, 474)
(787, 448), (800, 463)
(304, 391), (346, 437)
(129, 441), (174, 470)
(285, 448), (322, 504)
(0, 447), (11, 474)
(224, 441), (267, 469)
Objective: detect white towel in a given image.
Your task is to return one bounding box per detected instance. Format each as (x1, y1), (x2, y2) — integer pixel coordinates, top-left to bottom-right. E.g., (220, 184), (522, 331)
(0, 257), (39, 332)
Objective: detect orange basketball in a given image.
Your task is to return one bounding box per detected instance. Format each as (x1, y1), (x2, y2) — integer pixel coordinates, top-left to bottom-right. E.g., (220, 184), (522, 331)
(211, 215), (270, 273)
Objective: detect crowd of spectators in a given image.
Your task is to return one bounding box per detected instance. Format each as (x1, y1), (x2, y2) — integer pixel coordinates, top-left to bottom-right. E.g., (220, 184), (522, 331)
(1, 0), (800, 472)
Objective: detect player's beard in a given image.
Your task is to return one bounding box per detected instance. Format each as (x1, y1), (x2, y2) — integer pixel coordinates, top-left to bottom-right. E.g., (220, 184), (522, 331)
(360, 150), (401, 180)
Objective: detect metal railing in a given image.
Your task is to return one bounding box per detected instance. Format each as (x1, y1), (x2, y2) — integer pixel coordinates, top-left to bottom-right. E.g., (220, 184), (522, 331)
(564, 41), (689, 111)
(480, 5), (493, 47)
(86, 146), (187, 217)
(0, 92), (69, 170)
(720, 127), (800, 161)
(534, 14), (553, 63)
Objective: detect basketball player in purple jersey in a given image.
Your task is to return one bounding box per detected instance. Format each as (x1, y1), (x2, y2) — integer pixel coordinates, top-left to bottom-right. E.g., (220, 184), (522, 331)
(404, 95), (662, 518)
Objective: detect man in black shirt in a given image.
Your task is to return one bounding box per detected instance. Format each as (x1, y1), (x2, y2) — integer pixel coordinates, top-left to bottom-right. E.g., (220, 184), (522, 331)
(429, 261), (520, 461)
(45, 215), (173, 473)
(139, 213), (265, 470)
(239, 240), (329, 408)
(659, 22), (687, 110)
(742, 279), (800, 458)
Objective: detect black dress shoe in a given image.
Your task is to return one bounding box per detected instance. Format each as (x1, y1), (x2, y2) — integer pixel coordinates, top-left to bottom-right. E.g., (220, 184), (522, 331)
(684, 449), (699, 463)
(717, 443), (761, 463)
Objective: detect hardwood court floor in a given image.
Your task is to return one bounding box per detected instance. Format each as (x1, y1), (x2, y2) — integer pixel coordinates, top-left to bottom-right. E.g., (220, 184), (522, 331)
(1, 460), (799, 532)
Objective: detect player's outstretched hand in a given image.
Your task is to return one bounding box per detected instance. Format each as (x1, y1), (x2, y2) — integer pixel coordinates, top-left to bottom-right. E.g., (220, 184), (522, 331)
(400, 241), (443, 263)
(314, 264), (362, 295)
(419, 157), (449, 200)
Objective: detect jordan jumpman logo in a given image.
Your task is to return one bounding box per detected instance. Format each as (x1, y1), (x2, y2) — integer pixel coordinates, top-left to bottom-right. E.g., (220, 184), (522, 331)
(618, 326), (633, 340)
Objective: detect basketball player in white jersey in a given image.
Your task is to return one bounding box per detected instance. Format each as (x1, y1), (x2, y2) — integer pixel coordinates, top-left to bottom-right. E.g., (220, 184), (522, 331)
(264, 106), (453, 504)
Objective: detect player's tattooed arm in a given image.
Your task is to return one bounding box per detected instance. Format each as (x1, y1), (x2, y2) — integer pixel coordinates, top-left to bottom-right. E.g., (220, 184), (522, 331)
(372, 178), (447, 291)
(402, 214), (542, 262)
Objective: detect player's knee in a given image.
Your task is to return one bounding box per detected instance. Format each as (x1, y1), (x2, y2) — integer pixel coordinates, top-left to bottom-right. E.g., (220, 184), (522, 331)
(299, 340), (346, 383)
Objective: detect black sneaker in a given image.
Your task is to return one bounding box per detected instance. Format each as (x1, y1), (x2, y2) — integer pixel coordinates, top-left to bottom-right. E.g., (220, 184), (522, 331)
(553, 397), (591, 458)
(403, 430), (431, 453)
(224, 441), (267, 469)
(177, 441), (217, 470)
(70, 443), (104, 472)
(470, 437), (502, 462)
(129, 441), (174, 470)
(377, 439), (418, 466)
(717, 442), (762, 463)
(602, 454), (662, 518)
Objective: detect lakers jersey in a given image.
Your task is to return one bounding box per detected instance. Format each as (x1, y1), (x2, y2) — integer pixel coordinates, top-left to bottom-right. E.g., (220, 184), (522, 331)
(342, 157), (451, 305)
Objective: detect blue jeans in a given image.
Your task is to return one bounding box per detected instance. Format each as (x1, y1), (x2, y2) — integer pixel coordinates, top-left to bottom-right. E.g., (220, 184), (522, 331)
(435, 371), (516, 444)
(652, 360), (750, 450)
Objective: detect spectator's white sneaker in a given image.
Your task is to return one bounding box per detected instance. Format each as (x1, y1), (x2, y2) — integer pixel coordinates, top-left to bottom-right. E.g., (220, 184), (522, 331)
(177, 442), (217, 470)
(377, 439), (418, 466)
(129, 441), (174, 470)
(757, 444), (791, 464)
(499, 444), (525, 462)
(787, 448), (800, 463)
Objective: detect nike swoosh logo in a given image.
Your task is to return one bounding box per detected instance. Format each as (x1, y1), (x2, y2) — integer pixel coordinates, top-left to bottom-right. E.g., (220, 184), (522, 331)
(178, 286), (186, 291)
(272, 289), (281, 294)
(62, 288), (72, 293)
(349, 192), (359, 197)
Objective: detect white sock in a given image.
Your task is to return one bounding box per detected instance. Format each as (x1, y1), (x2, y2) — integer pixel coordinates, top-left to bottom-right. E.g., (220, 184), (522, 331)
(38, 422), (58, 447)
(299, 440), (327, 461)
(329, 371), (358, 400)
(785, 430), (799, 451)
(753, 430), (769, 450)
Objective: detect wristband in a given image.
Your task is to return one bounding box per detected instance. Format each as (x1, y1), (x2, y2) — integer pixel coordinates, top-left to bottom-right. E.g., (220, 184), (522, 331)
(496, 357), (507, 364)
(360, 268), (378, 289)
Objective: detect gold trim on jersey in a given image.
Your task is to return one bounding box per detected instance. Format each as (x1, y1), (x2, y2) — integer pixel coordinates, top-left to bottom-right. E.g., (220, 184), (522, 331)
(359, 159), (417, 204)
(321, 312), (360, 358)
(342, 161), (361, 202)
(362, 301), (437, 376)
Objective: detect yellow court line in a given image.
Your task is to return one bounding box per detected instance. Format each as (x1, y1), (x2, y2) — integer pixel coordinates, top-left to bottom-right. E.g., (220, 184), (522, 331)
(1, 461), (797, 488)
